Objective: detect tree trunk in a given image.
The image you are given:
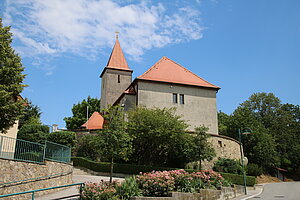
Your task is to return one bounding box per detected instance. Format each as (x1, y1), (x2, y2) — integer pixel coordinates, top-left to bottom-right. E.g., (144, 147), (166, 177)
(110, 157), (114, 183)
(199, 160), (202, 171)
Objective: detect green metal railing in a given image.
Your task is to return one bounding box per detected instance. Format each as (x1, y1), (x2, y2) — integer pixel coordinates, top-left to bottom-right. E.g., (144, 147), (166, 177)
(0, 170), (73, 187)
(45, 141), (71, 163)
(0, 182), (85, 199)
(0, 135), (71, 164)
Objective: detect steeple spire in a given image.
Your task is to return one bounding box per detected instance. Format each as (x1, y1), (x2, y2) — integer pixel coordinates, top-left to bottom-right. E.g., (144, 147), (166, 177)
(106, 33), (130, 70)
(115, 31), (119, 40)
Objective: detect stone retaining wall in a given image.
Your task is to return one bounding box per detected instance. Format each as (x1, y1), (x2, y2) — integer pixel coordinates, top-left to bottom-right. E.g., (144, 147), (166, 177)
(131, 185), (244, 200)
(0, 159), (72, 200)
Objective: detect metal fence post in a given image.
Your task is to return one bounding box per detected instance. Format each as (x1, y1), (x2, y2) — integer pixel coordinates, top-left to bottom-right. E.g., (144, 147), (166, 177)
(0, 136), (3, 157)
(32, 191), (35, 200)
(43, 141), (47, 163)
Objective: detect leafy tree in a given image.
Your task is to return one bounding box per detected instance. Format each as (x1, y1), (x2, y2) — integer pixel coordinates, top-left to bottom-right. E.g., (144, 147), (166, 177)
(243, 132), (279, 171)
(76, 134), (104, 161)
(0, 18), (26, 133)
(17, 124), (49, 143)
(213, 158), (243, 175)
(18, 98), (41, 129)
(47, 131), (76, 148)
(240, 92), (281, 129)
(126, 107), (189, 167)
(270, 103), (300, 170)
(101, 105), (132, 183)
(218, 111), (231, 136)
(218, 92), (300, 172)
(190, 126), (216, 170)
(64, 96), (100, 130)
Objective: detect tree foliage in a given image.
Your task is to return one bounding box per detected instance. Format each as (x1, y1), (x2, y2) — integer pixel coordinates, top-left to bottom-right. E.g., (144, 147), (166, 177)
(18, 98), (42, 129)
(17, 124), (49, 144)
(0, 18), (26, 133)
(101, 105), (132, 182)
(190, 126), (216, 169)
(47, 131), (76, 148)
(64, 96), (100, 130)
(218, 92), (300, 172)
(126, 107), (189, 167)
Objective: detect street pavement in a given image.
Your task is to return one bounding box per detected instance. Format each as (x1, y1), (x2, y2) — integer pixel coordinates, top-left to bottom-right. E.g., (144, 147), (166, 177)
(232, 184), (264, 200)
(34, 174), (124, 200)
(248, 182), (300, 200)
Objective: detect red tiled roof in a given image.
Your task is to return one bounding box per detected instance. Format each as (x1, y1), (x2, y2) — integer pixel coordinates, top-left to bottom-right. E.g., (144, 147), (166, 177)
(106, 39), (131, 71)
(124, 85), (136, 95)
(81, 112), (104, 130)
(137, 56), (220, 89)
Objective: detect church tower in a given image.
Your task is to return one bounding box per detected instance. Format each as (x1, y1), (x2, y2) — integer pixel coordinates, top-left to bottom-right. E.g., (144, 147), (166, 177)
(100, 35), (133, 109)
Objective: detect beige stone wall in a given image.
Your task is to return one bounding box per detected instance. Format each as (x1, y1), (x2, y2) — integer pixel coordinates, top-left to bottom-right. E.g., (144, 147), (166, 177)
(0, 159), (72, 200)
(0, 121), (18, 159)
(0, 120), (18, 139)
(101, 68), (132, 109)
(131, 186), (245, 200)
(137, 81), (218, 133)
(202, 134), (241, 170)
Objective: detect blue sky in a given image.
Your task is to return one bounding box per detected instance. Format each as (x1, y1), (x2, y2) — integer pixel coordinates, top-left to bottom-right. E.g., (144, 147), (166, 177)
(1, 0), (299, 128)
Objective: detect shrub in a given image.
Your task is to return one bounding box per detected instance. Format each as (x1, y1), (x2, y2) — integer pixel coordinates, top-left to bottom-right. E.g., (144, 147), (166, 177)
(76, 135), (102, 160)
(135, 169), (230, 197)
(220, 172), (256, 186)
(80, 169), (231, 198)
(17, 124), (49, 143)
(47, 131), (76, 148)
(72, 157), (176, 175)
(185, 169), (255, 187)
(82, 181), (119, 200)
(213, 158), (243, 175)
(115, 176), (141, 200)
(136, 171), (176, 197)
(247, 163), (263, 177)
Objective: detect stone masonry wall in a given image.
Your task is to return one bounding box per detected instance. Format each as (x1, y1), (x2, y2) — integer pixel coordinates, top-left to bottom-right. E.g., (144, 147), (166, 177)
(0, 159), (72, 200)
(202, 134), (241, 170)
(131, 186), (245, 200)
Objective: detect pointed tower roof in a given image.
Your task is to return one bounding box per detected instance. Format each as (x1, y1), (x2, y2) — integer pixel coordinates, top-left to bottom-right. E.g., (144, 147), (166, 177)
(137, 56), (220, 89)
(81, 112), (104, 130)
(100, 36), (132, 77)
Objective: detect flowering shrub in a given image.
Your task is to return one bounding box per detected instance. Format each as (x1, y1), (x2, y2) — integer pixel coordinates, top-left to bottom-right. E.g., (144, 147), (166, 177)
(82, 181), (119, 200)
(135, 170), (176, 197)
(136, 169), (231, 197)
(81, 170), (231, 199)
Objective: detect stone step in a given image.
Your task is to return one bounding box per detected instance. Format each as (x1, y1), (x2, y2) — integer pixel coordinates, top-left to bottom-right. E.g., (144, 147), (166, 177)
(72, 167), (91, 175)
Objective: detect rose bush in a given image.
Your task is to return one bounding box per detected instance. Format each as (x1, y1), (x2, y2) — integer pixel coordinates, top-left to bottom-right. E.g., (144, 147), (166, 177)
(81, 169), (231, 199)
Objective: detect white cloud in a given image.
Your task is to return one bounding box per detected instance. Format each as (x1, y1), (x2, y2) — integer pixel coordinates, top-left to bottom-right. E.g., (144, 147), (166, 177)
(3, 0), (204, 62)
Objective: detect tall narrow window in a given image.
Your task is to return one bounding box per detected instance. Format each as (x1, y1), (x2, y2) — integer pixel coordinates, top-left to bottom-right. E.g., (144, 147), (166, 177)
(118, 75), (120, 83)
(180, 94), (184, 104)
(173, 93), (178, 103)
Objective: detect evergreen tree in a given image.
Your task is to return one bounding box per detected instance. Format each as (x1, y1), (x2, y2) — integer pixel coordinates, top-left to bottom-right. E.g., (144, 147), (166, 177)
(0, 18), (26, 133)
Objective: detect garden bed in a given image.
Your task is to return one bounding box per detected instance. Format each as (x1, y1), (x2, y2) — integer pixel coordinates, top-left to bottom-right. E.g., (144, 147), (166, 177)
(80, 169), (245, 200)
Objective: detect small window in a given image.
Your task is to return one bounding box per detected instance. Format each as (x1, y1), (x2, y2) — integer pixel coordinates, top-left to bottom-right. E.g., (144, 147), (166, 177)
(180, 94), (184, 104)
(173, 93), (178, 103)
(118, 75), (120, 83)
(218, 141), (222, 147)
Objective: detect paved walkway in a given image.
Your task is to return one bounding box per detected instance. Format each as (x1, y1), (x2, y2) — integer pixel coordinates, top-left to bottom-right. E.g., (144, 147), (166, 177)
(232, 184), (265, 200)
(35, 174), (124, 200)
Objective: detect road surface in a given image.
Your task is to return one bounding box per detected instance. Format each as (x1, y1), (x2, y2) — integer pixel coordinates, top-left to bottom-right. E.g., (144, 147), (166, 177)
(249, 182), (300, 200)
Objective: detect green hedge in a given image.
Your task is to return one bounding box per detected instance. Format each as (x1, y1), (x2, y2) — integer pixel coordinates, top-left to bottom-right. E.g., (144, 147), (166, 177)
(185, 169), (256, 187)
(72, 157), (256, 186)
(72, 157), (177, 174)
(220, 172), (256, 186)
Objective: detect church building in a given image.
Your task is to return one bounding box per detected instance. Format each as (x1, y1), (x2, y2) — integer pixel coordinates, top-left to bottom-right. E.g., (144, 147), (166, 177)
(100, 37), (220, 134)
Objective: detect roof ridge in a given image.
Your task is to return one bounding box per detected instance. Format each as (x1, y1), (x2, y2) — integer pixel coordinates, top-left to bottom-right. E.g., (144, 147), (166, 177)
(165, 57), (219, 88)
(138, 56), (167, 78)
